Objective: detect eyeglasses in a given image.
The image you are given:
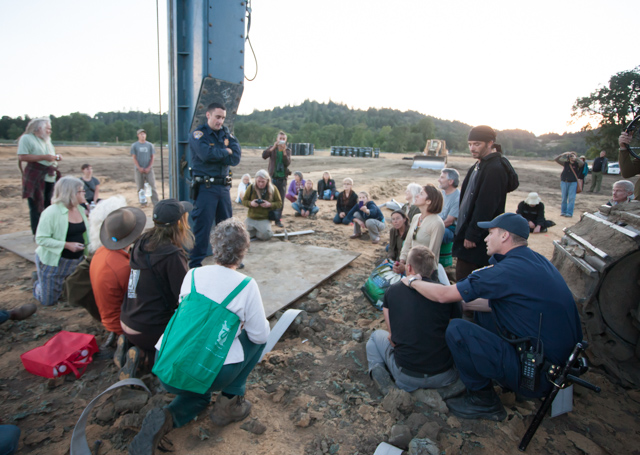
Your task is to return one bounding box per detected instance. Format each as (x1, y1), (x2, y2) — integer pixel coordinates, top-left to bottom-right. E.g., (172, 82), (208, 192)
(77, 189), (86, 193)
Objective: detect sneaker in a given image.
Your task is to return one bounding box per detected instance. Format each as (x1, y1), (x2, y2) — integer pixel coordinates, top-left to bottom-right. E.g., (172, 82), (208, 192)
(350, 233), (362, 239)
(129, 407), (173, 455)
(371, 237), (380, 244)
(210, 394), (252, 426)
(9, 303), (37, 321)
(370, 364), (396, 396)
(119, 346), (140, 380)
(294, 212), (301, 217)
(446, 387), (507, 421)
(114, 334), (130, 369)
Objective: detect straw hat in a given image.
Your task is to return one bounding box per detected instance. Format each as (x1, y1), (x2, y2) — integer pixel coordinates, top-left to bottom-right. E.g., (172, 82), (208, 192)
(524, 192), (542, 206)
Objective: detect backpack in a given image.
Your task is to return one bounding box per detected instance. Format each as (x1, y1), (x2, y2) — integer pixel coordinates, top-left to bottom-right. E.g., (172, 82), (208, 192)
(153, 270), (251, 394)
(501, 156), (519, 193)
(361, 259), (402, 310)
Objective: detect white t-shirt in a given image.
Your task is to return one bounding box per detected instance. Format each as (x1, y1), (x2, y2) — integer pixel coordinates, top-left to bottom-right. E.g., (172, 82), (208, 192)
(156, 265), (270, 365)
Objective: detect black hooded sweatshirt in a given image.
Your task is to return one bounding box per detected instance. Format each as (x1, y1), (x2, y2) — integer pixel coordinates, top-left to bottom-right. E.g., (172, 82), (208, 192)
(120, 235), (188, 335)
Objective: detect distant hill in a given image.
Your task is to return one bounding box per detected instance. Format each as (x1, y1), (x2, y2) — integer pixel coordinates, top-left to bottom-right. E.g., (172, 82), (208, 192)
(235, 100), (590, 157)
(0, 102), (591, 157)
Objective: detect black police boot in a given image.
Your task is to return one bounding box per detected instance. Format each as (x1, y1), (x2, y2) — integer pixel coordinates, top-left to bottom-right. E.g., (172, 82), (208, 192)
(446, 384), (507, 421)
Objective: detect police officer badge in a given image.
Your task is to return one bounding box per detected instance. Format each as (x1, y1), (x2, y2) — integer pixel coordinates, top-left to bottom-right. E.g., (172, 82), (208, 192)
(193, 131), (204, 139)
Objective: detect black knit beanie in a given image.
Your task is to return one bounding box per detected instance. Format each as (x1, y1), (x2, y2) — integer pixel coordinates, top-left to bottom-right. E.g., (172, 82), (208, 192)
(468, 125), (496, 142)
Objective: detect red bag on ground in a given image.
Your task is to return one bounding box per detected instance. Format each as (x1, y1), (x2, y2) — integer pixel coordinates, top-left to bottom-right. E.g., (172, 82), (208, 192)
(21, 331), (99, 379)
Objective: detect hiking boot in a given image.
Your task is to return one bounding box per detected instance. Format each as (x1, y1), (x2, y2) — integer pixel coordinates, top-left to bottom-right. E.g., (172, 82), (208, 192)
(446, 386), (507, 421)
(370, 364), (397, 396)
(210, 394), (252, 426)
(275, 220), (284, 227)
(436, 377), (466, 400)
(101, 332), (117, 349)
(129, 407), (173, 455)
(119, 346), (141, 380)
(9, 303), (37, 321)
(114, 334), (130, 369)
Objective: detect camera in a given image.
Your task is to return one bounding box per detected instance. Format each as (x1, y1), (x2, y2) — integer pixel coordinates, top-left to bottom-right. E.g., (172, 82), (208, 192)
(256, 199), (264, 204)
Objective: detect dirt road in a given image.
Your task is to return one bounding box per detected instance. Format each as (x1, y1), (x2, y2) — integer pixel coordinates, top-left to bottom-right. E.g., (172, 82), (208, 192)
(0, 144), (638, 454)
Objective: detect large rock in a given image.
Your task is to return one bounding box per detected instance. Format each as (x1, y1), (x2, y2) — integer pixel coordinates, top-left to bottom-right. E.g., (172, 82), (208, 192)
(411, 389), (448, 414)
(382, 388), (414, 416)
(416, 421), (440, 440)
(113, 388), (149, 414)
(389, 424), (413, 449)
(408, 438), (440, 455)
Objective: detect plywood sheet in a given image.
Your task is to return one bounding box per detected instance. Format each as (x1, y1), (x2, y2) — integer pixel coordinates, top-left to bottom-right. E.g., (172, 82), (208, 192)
(203, 241), (360, 318)
(0, 228), (360, 319)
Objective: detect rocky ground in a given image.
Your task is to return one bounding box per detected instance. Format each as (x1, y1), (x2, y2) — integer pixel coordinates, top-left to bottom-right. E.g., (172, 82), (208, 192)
(0, 144), (639, 454)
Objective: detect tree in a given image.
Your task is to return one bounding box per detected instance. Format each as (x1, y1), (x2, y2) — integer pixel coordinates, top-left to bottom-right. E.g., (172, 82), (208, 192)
(572, 66), (640, 158)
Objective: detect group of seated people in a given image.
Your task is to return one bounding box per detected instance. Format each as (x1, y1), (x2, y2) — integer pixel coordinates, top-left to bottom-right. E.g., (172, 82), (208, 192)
(366, 213), (583, 422)
(31, 177), (271, 453)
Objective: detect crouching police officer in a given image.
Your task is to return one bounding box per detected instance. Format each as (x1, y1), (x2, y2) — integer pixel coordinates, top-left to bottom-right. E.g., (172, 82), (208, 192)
(401, 213), (582, 421)
(189, 102), (241, 268)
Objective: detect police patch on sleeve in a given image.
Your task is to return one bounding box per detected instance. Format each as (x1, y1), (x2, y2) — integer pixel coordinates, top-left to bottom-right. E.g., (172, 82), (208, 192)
(193, 131), (204, 139)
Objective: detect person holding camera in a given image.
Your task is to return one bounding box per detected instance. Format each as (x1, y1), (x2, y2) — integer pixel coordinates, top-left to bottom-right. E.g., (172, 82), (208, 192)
(262, 131), (291, 227)
(401, 213), (582, 421)
(554, 151), (584, 217)
(242, 170), (282, 241)
(188, 102), (242, 268)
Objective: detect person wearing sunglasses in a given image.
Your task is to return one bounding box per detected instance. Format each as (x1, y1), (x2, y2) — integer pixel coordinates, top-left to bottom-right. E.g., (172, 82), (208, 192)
(393, 184), (444, 275)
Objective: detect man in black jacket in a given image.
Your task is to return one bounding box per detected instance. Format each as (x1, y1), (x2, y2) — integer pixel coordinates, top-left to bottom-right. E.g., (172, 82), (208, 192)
(453, 125), (510, 281)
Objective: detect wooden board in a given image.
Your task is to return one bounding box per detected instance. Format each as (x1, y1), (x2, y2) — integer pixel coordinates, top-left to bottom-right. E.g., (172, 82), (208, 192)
(0, 229), (360, 319)
(203, 241), (360, 318)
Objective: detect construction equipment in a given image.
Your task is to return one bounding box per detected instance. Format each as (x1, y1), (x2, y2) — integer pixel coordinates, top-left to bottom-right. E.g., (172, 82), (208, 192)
(551, 202), (640, 387)
(411, 139), (448, 170)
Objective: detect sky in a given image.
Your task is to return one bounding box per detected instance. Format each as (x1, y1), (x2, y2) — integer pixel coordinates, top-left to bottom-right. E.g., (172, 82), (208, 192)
(0, 0), (637, 136)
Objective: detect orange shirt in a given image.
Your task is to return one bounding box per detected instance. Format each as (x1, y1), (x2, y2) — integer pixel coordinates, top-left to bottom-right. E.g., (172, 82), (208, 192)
(89, 247), (130, 334)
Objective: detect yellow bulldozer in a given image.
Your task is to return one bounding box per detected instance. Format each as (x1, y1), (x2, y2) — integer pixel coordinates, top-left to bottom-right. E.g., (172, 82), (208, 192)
(411, 139), (448, 170)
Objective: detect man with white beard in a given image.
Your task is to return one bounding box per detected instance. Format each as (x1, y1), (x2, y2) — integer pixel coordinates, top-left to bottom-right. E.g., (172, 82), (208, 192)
(17, 117), (61, 234)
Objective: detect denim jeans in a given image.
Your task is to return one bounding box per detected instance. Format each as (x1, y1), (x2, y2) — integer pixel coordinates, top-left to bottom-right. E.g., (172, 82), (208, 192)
(292, 202), (319, 215)
(0, 425), (20, 455)
(560, 181), (577, 216)
(0, 311), (9, 325)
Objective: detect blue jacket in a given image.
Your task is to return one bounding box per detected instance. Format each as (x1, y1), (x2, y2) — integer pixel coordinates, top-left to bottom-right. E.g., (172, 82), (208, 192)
(345, 201), (384, 223)
(189, 124), (241, 177)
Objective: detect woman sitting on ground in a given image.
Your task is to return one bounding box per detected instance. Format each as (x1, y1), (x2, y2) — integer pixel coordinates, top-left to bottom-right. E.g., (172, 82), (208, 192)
(129, 218), (269, 453)
(80, 163), (100, 209)
(393, 184), (445, 273)
(285, 171), (305, 203)
(346, 191), (385, 244)
(333, 178), (358, 225)
(388, 210), (410, 262)
(34, 176), (90, 306)
(292, 179), (319, 218)
(118, 199), (193, 379)
(235, 173), (251, 204)
(384, 183), (422, 222)
(242, 169), (283, 240)
(516, 192), (553, 233)
(318, 171), (339, 200)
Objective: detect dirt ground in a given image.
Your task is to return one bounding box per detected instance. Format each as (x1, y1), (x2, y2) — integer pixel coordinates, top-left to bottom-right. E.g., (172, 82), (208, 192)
(0, 144), (639, 455)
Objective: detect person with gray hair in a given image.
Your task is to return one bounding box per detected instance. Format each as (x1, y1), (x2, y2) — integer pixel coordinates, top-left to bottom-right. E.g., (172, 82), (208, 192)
(242, 169), (283, 240)
(18, 117), (62, 234)
(438, 168), (460, 243)
(33, 176), (89, 306)
(384, 183), (422, 222)
(129, 217), (269, 452)
(607, 180), (635, 206)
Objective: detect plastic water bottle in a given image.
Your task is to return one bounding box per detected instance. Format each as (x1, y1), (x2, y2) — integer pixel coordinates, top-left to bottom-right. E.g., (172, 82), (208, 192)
(144, 182), (152, 198)
(138, 189), (147, 205)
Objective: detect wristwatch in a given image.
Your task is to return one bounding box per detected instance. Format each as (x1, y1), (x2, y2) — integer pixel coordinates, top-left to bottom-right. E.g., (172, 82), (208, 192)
(408, 277), (418, 288)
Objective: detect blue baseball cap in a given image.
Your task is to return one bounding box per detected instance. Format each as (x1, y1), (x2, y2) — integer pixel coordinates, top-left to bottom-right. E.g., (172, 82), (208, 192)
(477, 213), (530, 239)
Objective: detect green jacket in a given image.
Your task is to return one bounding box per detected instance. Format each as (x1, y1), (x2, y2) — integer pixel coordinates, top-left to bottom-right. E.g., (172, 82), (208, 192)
(35, 203), (89, 266)
(241, 183), (283, 220)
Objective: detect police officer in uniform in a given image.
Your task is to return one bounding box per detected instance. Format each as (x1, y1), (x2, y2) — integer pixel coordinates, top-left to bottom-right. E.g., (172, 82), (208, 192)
(401, 213), (582, 421)
(189, 102), (241, 268)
